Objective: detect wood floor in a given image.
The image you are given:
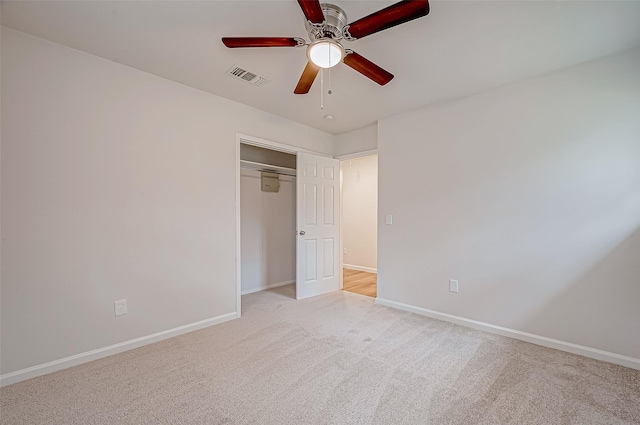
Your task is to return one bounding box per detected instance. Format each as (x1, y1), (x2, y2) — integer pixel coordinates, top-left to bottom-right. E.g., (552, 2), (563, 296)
(342, 268), (377, 298)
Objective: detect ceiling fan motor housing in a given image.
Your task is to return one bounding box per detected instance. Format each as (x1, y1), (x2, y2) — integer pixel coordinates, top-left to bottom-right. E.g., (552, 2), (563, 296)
(305, 3), (348, 41)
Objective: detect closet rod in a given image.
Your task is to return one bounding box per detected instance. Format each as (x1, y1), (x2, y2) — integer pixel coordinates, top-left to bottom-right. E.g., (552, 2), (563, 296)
(240, 160), (296, 177)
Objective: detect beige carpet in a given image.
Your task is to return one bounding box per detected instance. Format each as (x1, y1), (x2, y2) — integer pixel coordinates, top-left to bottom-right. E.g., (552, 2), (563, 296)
(2, 285), (639, 424)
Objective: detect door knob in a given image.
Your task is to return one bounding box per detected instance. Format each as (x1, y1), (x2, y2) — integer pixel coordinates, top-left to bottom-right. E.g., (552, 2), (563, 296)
(299, 231), (306, 235)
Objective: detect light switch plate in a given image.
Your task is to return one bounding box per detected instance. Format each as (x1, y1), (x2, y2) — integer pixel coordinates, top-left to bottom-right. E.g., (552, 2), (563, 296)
(385, 214), (393, 225)
(449, 280), (459, 293)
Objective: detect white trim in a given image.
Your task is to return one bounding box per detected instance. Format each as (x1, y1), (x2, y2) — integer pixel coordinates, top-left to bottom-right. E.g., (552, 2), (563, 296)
(375, 298), (640, 371)
(0, 312), (237, 387)
(339, 165), (344, 290)
(241, 280), (295, 295)
(335, 149), (378, 160)
(237, 133), (331, 157)
(343, 264), (378, 274)
(235, 137), (242, 317)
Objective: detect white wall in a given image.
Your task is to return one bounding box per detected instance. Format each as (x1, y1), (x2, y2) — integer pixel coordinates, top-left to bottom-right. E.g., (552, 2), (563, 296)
(377, 48), (640, 360)
(341, 156), (377, 272)
(241, 170), (295, 294)
(3, 23), (639, 379)
(0, 28), (333, 376)
(333, 124), (378, 157)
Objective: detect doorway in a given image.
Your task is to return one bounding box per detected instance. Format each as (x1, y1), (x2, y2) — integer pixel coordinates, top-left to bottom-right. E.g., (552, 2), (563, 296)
(340, 155), (378, 297)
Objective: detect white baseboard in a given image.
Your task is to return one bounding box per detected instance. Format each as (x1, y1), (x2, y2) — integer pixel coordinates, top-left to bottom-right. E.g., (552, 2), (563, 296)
(241, 280), (295, 295)
(0, 312), (238, 387)
(343, 264), (377, 274)
(375, 298), (640, 371)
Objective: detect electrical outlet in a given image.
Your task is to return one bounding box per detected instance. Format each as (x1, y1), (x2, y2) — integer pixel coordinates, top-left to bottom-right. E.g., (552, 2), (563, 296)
(344, 248), (347, 255)
(449, 280), (459, 293)
(114, 299), (127, 316)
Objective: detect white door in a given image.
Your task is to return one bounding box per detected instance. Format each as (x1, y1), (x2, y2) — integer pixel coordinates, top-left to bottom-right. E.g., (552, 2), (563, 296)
(296, 152), (340, 299)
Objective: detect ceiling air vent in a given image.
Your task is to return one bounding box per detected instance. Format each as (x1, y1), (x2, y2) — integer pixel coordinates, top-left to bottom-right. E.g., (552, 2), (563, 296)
(226, 65), (271, 87)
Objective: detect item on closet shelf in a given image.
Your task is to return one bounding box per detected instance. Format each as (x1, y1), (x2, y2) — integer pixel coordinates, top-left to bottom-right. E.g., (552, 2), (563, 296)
(261, 172), (281, 193)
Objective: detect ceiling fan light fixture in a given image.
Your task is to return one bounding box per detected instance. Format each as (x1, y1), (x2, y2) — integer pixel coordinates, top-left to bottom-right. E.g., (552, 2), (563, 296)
(307, 38), (344, 69)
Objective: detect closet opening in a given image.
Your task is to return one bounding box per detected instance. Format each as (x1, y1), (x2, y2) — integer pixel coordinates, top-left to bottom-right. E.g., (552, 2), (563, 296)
(239, 143), (297, 300)
(340, 155), (378, 298)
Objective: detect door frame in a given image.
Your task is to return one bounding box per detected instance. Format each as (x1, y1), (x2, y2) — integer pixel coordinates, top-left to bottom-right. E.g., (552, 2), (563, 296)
(335, 149), (379, 293)
(235, 133), (333, 316)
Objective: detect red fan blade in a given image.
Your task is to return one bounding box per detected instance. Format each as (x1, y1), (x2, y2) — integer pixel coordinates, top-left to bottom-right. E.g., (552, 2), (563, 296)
(346, 0), (429, 40)
(222, 37), (301, 48)
(294, 62), (320, 94)
(343, 51), (394, 86)
(297, 0), (325, 24)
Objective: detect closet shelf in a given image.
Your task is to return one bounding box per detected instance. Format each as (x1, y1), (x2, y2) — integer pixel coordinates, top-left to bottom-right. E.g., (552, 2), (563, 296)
(240, 160), (296, 176)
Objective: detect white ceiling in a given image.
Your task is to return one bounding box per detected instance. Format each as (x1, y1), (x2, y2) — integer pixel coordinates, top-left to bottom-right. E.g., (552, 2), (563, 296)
(3, 0), (640, 134)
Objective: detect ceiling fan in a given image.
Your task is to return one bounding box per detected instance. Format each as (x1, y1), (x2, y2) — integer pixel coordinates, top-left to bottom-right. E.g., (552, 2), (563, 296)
(222, 0), (430, 94)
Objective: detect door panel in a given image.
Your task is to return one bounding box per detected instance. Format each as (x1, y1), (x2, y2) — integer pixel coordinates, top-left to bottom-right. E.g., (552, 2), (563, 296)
(296, 152), (340, 299)
(304, 184), (317, 225)
(304, 240), (317, 282)
(323, 186), (334, 225)
(323, 238), (335, 277)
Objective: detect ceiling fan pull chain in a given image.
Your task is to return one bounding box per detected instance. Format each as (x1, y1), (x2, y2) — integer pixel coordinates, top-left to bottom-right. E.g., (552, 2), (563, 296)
(320, 68), (332, 110)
